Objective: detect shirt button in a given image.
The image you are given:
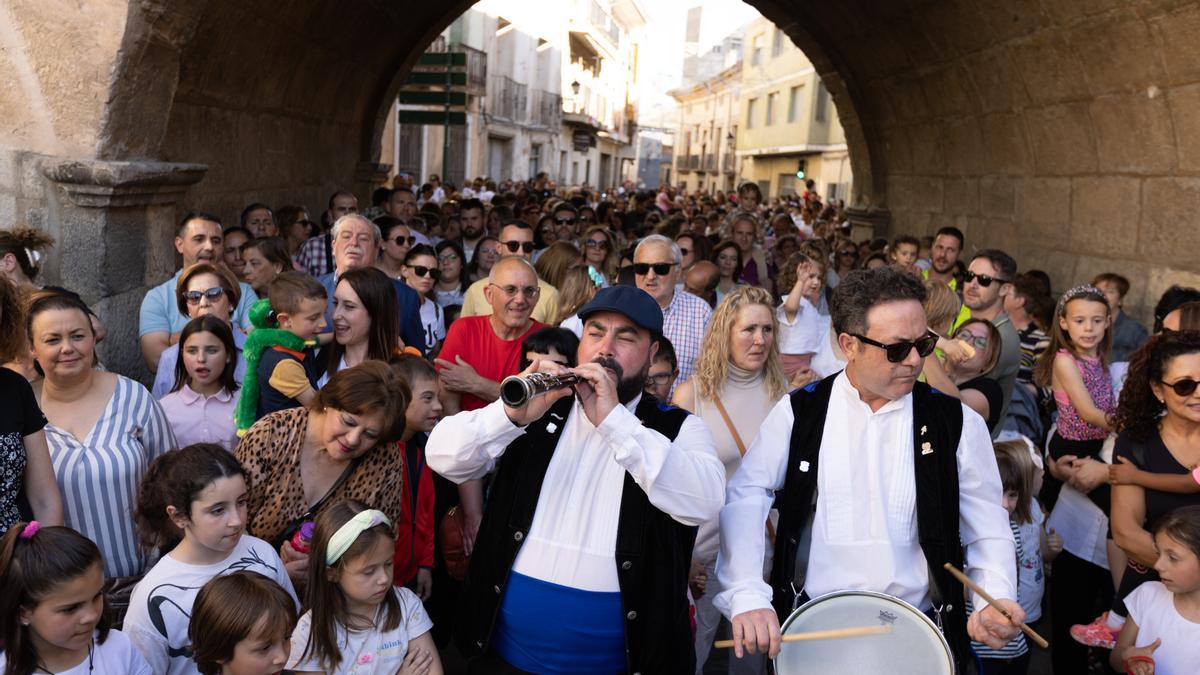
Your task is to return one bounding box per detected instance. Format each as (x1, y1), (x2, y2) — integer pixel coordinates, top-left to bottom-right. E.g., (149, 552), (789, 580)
(621, 560), (633, 570)
(626, 610), (637, 620)
(513, 531), (524, 542)
(493, 584), (501, 594)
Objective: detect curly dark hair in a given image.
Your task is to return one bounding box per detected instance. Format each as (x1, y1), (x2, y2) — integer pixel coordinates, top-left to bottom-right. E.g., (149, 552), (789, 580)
(831, 267), (927, 336)
(1112, 330), (1200, 441)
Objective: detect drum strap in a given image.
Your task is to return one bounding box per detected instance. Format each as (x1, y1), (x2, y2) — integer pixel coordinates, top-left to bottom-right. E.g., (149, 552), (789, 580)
(789, 492), (817, 610)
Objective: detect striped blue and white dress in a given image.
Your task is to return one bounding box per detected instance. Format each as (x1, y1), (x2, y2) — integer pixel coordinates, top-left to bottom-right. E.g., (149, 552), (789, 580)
(44, 375), (176, 578)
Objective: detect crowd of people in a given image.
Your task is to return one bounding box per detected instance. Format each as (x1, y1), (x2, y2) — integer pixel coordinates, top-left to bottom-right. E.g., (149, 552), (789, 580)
(0, 171), (1199, 675)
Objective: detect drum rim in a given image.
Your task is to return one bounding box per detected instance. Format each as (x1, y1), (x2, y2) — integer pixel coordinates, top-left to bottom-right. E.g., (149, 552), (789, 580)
(775, 589), (954, 672)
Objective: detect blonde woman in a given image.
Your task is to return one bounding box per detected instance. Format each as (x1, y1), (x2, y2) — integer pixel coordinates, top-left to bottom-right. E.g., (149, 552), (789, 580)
(670, 286), (787, 671)
(532, 240), (581, 290)
(552, 266), (600, 336)
(580, 225), (618, 286)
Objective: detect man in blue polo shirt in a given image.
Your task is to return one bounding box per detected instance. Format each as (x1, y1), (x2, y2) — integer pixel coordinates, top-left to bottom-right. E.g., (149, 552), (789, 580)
(138, 212), (258, 372)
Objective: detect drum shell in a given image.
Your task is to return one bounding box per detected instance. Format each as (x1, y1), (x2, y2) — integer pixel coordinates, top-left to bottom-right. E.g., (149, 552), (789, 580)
(773, 590), (955, 675)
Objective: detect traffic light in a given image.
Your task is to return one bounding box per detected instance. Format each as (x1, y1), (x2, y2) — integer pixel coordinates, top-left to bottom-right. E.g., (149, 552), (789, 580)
(795, 159), (807, 180)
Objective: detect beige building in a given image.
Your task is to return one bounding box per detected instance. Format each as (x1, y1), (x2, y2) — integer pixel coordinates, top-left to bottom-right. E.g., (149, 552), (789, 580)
(735, 17), (852, 202)
(669, 62), (741, 194)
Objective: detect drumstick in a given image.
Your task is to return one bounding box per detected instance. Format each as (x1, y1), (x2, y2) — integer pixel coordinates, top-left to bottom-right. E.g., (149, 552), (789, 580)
(942, 563), (1049, 649)
(713, 624), (891, 649)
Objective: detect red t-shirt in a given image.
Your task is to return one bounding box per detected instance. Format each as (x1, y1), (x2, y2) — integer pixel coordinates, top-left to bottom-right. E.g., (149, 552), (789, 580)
(437, 315), (543, 410)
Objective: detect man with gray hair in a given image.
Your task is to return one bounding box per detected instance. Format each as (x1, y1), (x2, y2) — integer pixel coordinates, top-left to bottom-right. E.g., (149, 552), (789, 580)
(715, 267), (1021, 672)
(635, 234), (712, 387)
(317, 213), (425, 352)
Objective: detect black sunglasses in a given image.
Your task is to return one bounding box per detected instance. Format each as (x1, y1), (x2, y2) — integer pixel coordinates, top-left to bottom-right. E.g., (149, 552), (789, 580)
(502, 240), (536, 253)
(1160, 378), (1200, 397)
(633, 262), (677, 276)
(183, 287), (226, 304)
(851, 331), (939, 363)
(408, 265), (441, 280)
(393, 235), (417, 246)
(964, 271), (1010, 287)
(555, 217), (578, 225)
(585, 239), (609, 249)
(678, 247), (691, 257)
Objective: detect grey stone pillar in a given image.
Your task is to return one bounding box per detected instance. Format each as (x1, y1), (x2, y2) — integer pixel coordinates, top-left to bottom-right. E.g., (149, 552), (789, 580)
(41, 158), (208, 382)
(354, 161), (392, 205)
(845, 205), (891, 241)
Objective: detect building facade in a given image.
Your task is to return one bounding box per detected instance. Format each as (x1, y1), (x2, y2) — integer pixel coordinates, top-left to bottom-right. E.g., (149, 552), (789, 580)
(735, 17), (853, 202)
(379, 0), (644, 191)
(669, 63), (742, 195)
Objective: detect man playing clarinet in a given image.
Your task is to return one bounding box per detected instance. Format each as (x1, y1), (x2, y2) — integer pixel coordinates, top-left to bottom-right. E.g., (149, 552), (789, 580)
(715, 267), (1022, 671)
(428, 285), (725, 673)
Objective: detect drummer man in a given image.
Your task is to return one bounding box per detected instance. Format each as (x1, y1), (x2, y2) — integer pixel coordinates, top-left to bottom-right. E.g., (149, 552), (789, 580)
(714, 267), (1021, 670)
(428, 285), (726, 672)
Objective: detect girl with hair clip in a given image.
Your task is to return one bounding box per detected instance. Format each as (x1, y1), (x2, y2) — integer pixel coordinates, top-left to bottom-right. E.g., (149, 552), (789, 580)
(1110, 505), (1200, 674)
(287, 501), (441, 675)
(0, 522), (152, 674)
(124, 444), (297, 675)
(0, 226), (55, 291)
(188, 571), (299, 675)
(159, 316), (240, 451)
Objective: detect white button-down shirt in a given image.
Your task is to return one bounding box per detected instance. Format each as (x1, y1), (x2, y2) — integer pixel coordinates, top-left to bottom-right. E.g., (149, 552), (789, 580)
(427, 395), (725, 592)
(715, 371), (1016, 618)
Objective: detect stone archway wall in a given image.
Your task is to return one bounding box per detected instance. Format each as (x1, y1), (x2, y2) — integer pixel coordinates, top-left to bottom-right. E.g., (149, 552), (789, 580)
(5, 0), (1200, 376)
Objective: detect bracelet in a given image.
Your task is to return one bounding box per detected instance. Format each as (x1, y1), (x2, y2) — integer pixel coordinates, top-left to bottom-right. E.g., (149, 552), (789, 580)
(1124, 654), (1154, 670)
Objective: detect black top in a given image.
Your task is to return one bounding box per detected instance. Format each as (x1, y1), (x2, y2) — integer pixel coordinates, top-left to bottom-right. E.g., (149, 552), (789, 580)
(1115, 430), (1200, 530)
(0, 367), (48, 534)
(961, 375), (1004, 432)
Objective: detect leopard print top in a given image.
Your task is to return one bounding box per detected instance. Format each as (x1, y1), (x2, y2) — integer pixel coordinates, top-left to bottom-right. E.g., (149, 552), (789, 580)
(235, 407), (404, 544)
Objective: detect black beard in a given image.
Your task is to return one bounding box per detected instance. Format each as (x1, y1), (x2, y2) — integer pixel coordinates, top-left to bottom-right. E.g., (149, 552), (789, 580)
(463, 225), (483, 239)
(593, 356), (647, 404)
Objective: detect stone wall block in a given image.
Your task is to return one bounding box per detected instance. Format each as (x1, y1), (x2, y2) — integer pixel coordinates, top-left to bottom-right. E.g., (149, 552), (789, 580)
(907, 122), (947, 175)
(979, 176), (1016, 217)
(1150, 4), (1200, 85)
(1010, 31), (1091, 106)
(1039, 0), (1123, 24)
(942, 117), (985, 176)
(1026, 102), (1098, 175)
(19, 153), (46, 200)
(1167, 83), (1200, 174)
(943, 177), (981, 215)
(1091, 91), (1176, 175)
(962, 48), (1030, 113)
(1070, 176), (1142, 258)
(979, 112), (1031, 175)
(1067, 9), (1164, 96)
(1140, 178), (1200, 268)
(1015, 176), (1072, 249)
(919, 64), (977, 119)
(0, 194), (16, 229)
(0, 150), (16, 192)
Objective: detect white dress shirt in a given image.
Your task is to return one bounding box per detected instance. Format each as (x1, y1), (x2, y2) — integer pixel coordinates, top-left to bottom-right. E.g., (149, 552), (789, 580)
(714, 371), (1016, 619)
(427, 395), (725, 592)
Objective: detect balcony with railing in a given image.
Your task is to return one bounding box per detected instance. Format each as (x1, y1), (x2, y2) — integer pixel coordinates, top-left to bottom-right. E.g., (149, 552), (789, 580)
(489, 75), (528, 122)
(459, 44), (487, 94)
(588, 0), (622, 48)
(704, 154), (716, 172)
(531, 90), (563, 128)
(722, 153), (735, 173)
(685, 155), (700, 170)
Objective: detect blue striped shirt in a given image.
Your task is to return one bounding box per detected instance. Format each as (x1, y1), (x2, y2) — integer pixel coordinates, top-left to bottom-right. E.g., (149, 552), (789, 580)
(45, 376), (176, 578)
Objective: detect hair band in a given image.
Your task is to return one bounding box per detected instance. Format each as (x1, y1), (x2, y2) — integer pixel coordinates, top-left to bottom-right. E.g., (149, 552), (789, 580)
(325, 510), (391, 565)
(1056, 284), (1106, 316)
(19, 521), (40, 539)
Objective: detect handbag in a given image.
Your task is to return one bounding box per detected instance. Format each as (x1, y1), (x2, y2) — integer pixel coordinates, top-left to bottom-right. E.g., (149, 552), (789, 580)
(439, 505), (470, 581)
(271, 456), (363, 552)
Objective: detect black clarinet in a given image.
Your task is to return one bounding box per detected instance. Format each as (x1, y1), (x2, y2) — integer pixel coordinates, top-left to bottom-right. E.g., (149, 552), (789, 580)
(499, 372), (582, 407)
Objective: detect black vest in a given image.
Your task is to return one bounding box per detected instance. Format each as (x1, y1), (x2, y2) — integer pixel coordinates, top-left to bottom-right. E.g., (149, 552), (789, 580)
(458, 395), (697, 674)
(769, 375), (971, 671)
(256, 346), (320, 420)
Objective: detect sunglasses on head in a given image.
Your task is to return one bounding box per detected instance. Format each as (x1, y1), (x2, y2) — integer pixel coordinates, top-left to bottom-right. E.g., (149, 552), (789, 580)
(501, 240), (536, 253)
(964, 271), (1010, 287)
(1160, 378), (1200, 397)
(851, 331), (939, 363)
(408, 265), (441, 280)
(184, 287), (226, 304)
(633, 262), (677, 276)
(393, 235), (417, 246)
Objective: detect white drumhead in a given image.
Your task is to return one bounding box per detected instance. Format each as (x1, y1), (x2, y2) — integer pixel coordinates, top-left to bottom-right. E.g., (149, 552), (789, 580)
(774, 591), (955, 675)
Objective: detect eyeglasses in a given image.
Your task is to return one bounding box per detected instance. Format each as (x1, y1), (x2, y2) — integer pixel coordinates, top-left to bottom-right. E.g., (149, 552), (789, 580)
(393, 235), (416, 246)
(501, 240), (536, 254)
(964, 271), (1010, 287)
(408, 265), (442, 280)
(633, 262), (678, 276)
(488, 283), (540, 299)
(184, 287), (226, 304)
(1159, 378), (1200, 397)
(555, 217), (578, 225)
(585, 239), (609, 250)
(438, 252), (460, 263)
(850, 331), (939, 363)
(478, 247), (501, 257)
(953, 330), (989, 352)
(646, 372), (675, 386)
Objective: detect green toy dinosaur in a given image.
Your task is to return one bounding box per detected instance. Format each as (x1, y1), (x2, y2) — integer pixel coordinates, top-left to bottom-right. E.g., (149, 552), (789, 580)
(235, 298), (315, 436)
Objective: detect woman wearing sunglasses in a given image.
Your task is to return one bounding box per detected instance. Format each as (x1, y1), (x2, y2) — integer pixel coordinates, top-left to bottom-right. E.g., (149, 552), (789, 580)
(402, 244), (446, 354)
(1054, 330), (1200, 667)
(152, 262), (247, 398)
(581, 226), (617, 287)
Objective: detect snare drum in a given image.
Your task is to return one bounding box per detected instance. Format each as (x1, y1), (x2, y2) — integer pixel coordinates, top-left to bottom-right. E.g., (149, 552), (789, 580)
(774, 590), (955, 675)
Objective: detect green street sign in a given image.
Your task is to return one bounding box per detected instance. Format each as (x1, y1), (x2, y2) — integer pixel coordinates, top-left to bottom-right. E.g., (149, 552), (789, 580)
(406, 71), (467, 86)
(400, 91), (468, 106)
(417, 52), (468, 67)
(398, 110), (467, 126)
